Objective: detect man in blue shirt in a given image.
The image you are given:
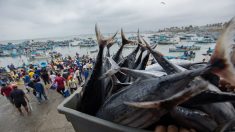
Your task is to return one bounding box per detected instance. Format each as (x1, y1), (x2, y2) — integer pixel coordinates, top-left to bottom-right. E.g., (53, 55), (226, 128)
(34, 67), (41, 76)
(33, 80), (48, 104)
(23, 73), (31, 93)
(83, 68), (89, 81)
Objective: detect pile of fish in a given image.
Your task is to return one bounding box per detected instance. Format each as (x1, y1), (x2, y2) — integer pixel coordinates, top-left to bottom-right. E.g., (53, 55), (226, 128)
(76, 17), (235, 132)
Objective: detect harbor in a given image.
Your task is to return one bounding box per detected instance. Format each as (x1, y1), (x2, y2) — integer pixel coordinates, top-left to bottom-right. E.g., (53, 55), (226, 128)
(0, 32), (217, 68)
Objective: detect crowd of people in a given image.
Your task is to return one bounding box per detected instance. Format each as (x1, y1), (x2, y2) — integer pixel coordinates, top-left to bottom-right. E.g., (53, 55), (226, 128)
(0, 53), (95, 115)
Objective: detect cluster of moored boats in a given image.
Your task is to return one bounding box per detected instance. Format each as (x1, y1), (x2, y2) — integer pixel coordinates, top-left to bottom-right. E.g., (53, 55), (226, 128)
(0, 31), (218, 63)
(148, 33), (216, 45)
(0, 37), (98, 59)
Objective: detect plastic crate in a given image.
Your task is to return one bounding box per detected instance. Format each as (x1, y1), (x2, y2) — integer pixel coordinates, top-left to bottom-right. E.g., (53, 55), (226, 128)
(57, 92), (150, 132)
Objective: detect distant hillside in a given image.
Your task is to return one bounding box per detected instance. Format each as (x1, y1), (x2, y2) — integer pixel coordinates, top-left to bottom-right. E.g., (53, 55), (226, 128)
(158, 22), (228, 33)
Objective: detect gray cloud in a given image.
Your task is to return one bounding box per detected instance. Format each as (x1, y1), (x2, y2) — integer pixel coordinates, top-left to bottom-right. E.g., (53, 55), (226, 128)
(0, 0), (234, 41)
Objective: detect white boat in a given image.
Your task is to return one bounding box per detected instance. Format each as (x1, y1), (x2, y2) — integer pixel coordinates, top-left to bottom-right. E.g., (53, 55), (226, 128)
(195, 36), (216, 44)
(28, 52), (50, 60)
(79, 38), (97, 47)
(70, 43), (80, 46)
(90, 49), (98, 53)
(124, 44), (137, 48)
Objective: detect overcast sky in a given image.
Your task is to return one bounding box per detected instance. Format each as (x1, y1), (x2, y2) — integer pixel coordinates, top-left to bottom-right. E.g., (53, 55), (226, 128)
(0, 0), (234, 41)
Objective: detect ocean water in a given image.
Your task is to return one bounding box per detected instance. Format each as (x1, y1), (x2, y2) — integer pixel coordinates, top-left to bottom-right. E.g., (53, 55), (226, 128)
(0, 41), (215, 68)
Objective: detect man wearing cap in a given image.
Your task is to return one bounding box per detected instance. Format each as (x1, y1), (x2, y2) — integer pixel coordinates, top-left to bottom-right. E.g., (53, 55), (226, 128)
(10, 85), (30, 115)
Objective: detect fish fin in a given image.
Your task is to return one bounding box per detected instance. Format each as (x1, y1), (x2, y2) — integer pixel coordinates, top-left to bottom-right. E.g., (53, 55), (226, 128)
(139, 44), (147, 52)
(110, 75), (121, 84)
(210, 17), (235, 86)
(121, 28), (134, 45)
(99, 57), (120, 79)
(142, 37), (163, 56)
(183, 88), (235, 106)
(142, 37), (182, 74)
(137, 29), (142, 44)
(151, 44), (157, 49)
(95, 24), (117, 47)
(215, 119), (235, 132)
(137, 29), (148, 51)
(124, 79), (208, 109)
(106, 39), (116, 49)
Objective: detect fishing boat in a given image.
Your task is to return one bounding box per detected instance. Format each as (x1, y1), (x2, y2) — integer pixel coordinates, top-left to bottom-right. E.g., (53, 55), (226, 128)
(169, 48), (188, 52)
(195, 36), (216, 44)
(148, 35), (159, 45)
(169, 45), (200, 52)
(124, 44), (138, 48)
(175, 45), (200, 50)
(0, 53), (11, 57)
(79, 38), (97, 47)
(90, 49), (98, 53)
(202, 48), (214, 56)
(36, 47), (52, 51)
(28, 52), (49, 60)
(164, 54), (195, 60)
(158, 35), (178, 45)
(70, 43), (80, 47)
(49, 51), (62, 58)
(58, 41), (70, 46)
(158, 40), (178, 45)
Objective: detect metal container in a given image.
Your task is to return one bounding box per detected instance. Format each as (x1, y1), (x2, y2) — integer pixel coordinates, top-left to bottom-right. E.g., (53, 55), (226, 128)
(57, 92), (150, 132)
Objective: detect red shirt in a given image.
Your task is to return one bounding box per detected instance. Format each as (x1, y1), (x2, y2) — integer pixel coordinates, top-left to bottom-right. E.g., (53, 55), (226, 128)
(1, 86), (12, 97)
(69, 68), (74, 73)
(55, 76), (66, 89)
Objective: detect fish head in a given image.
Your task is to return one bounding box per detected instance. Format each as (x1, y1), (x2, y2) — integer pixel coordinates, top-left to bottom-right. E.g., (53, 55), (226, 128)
(210, 17), (235, 86)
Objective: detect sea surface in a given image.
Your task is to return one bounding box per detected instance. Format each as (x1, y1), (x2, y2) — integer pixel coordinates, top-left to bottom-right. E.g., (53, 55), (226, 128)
(0, 37), (215, 68)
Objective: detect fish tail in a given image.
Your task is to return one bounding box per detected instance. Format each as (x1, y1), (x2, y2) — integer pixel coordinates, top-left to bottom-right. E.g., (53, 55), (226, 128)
(95, 24), (117, 47)
(210, 17), (235, 86)
(121, 28), (134, 45)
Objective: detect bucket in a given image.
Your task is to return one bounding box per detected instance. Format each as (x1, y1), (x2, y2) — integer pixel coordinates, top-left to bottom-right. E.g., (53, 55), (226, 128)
(57, 92), (150, 132)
